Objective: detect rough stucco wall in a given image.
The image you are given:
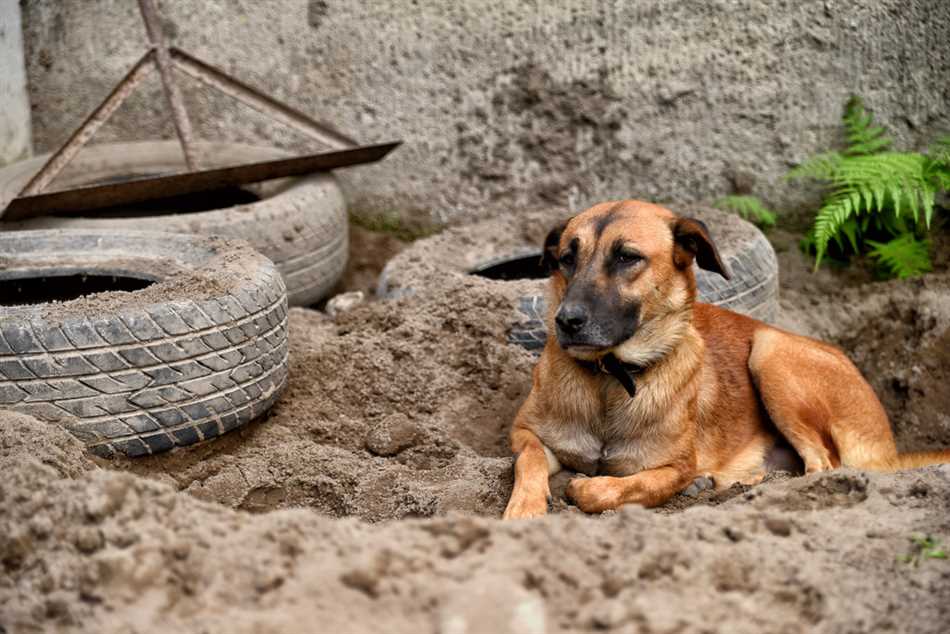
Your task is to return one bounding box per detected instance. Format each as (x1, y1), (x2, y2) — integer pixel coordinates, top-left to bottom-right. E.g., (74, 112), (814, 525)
(20, 0), (950, 226)
(1, 0), (32, 166)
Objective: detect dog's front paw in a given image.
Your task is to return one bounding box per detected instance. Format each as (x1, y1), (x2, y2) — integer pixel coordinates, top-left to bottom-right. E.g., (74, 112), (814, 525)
(503, 490), (549, 520)
(566, 476), (623, 513)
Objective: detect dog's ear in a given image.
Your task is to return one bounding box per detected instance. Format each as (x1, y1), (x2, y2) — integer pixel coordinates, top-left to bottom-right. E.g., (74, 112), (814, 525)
(671, 217), (731, 280)
(541, 218), (570, 274)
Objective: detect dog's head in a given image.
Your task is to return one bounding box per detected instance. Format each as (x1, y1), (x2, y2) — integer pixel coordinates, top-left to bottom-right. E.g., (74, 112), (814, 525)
(542, 200), (730, 361)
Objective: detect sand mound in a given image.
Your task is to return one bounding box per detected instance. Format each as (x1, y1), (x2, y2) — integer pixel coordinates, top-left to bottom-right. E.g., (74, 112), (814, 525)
(2, 423), (949, 632)
(2, 225), (950, 632)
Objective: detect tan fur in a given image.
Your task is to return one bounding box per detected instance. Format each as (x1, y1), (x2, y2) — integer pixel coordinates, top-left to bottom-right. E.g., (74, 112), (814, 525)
(503, 200), (950, 519)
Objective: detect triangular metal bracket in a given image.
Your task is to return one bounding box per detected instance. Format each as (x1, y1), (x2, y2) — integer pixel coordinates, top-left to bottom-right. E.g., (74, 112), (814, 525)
(14, 0), (376, 213)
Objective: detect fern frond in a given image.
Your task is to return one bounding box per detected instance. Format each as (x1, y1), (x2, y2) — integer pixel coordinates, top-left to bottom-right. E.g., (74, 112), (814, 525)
(786, 152), (842, 182)
(842, 95), (892, 156)
(928, 135), (950, 166)
(713, 195), (776, 227)
(926, 136), (950, 191)
(866, 234), (932, 279)
(833, 153), (934, 225)
(926, 163), (950, 192)
(810, 152), (935, 267)
(812, 192), (857, 268)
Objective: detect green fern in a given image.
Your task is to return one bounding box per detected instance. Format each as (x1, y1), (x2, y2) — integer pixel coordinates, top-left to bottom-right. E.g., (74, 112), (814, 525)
(809, 153), (936, 265)
(842, 95), (892, 156)
(714, 195), (776, 227)
(790, 95), (946, 275)
(928, 135), (950, 166)
(868, 234), (932, 279)
(927, 136), (950, 190)
(787, 152), (842, 182)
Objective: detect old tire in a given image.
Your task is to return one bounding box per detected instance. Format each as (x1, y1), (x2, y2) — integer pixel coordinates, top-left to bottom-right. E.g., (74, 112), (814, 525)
(378, 205), (779, 351)
(0, 140), (347, 306)
(0, 229), (289, 458)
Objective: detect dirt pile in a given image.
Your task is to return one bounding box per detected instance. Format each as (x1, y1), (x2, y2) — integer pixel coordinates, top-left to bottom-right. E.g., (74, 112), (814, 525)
(2, 221), (950, 632)
(2, 415), (949, 633)
(117, 271), (539, 521)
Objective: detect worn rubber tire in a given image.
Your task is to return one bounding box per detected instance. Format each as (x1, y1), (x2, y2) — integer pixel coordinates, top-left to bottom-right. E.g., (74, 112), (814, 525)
(0, 140), (347, 306)
(378, 205), (779, 352)
(0, 229), (289, 458)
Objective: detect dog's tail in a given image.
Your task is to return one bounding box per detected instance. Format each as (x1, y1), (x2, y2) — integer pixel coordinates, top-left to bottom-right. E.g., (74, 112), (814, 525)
(833, 428), (950, 472)
(852, 449), (950, 472)
(896, 449), (950, 470)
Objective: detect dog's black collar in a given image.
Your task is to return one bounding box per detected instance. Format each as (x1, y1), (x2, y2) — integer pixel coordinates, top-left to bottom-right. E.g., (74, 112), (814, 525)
(575, 354), (645, 398)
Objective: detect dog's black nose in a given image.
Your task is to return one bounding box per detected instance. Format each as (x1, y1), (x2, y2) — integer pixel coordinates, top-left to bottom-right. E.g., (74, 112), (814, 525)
(556, 303), (589, 335)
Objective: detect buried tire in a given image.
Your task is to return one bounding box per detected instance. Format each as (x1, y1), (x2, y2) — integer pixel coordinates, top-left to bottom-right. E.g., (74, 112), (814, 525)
(0, 230), (289, 458)
(378, 205), (779, 351)
(0, 140), (347, 306)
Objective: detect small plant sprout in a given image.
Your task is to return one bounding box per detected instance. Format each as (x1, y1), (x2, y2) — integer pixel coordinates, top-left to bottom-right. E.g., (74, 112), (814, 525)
(897, 534), (948, 567)
(713, 195), (777, 228)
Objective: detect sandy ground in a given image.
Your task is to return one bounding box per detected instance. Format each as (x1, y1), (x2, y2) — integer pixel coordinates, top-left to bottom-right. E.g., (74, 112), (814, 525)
(2, 219), (950, 633)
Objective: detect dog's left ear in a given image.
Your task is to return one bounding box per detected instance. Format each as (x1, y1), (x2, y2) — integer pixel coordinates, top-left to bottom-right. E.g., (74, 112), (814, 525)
(671, 217), (731, 280)
(541, 218), (571, 274)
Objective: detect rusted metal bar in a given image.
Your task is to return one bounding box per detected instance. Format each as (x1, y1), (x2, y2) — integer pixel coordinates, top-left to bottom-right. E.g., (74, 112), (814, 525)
(18, 51), (155, 197)
(170, 48), (358, 150)
(4, 142), (400, 219)
(137, 0), (199, 170)
(3, 1), (401, 221)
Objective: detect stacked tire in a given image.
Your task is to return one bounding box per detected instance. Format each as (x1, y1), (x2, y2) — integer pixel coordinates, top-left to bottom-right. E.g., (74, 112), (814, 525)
(0, 140), (348, 306)
(378, 205), (779, 351)
(0, 230), (289, 458)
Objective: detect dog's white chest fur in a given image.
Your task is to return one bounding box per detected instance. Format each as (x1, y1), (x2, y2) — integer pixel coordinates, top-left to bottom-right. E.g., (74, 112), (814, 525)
(535, 379), (673, 476)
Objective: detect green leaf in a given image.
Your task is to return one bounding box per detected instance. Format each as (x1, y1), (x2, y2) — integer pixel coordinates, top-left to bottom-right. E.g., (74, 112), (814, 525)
(866, 234), (932, 279)
(787, 152), (842, 182)
(812, 193), (856, 269)
(794, 97), (940, 274)
(842, 95), (892, 156)
(808, 152), (937, 267)
(928, 135), (950, 166)
(840, 218), (859, 253)
(713, 195), (777, 228)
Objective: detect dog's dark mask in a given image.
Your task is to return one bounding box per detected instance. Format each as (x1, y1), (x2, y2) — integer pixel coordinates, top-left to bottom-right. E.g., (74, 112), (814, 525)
(542, 218), (638, 351)
(542, 214), (729, 354)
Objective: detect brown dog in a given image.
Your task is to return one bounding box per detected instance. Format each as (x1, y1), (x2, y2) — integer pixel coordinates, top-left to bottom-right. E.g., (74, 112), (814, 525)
(504, 200), (950, 519)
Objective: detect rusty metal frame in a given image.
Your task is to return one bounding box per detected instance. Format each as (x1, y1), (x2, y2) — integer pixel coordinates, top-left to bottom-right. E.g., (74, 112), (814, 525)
(169, 48), (357, 150)
(10, 0), (386, 219)
(137, 0), (199, 170)
(4, 143), (398, 220)
(19, 51), (156, 197)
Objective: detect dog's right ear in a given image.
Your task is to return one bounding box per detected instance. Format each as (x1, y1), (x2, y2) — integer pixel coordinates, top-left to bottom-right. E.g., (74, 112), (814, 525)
(541, 219), (570, 274)
(672, 216), (731, 280)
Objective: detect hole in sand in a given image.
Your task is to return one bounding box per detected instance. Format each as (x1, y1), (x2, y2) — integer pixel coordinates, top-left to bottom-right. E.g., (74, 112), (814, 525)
(470, 253), (547, 281)
(0, 272), (156, 306)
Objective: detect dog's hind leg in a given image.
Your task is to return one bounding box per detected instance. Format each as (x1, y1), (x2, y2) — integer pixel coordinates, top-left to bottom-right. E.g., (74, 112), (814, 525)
(748, 328), (899, 472)
(504, 427), (562, 519)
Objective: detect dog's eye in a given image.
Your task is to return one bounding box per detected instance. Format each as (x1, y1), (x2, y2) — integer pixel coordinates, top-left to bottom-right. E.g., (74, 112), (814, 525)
(616, 250), (642, 265)
(559, 252), (575, 268)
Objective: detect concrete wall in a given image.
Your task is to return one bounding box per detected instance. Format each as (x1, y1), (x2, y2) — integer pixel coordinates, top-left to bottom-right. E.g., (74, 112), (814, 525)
(20, 0), (950, 226)
(1, 0), (32, 166)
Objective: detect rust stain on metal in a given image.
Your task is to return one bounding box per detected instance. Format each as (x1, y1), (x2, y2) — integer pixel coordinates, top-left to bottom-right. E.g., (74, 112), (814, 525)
(3, 1), (400, 221)
(137, 0), (199, 170)
(171, 48), (357, 150)
(19, 51), (155, 197)
(4, 143), (400, 219)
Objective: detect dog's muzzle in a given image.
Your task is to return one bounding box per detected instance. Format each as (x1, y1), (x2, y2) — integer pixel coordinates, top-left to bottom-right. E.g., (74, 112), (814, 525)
(555, 303), (613, 350)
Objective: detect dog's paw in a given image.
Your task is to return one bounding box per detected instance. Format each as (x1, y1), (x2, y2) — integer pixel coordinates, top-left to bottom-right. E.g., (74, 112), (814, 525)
(503, 491), (549, 520)
(682, 475), (716, 498)
(566, 476), (623, 514)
